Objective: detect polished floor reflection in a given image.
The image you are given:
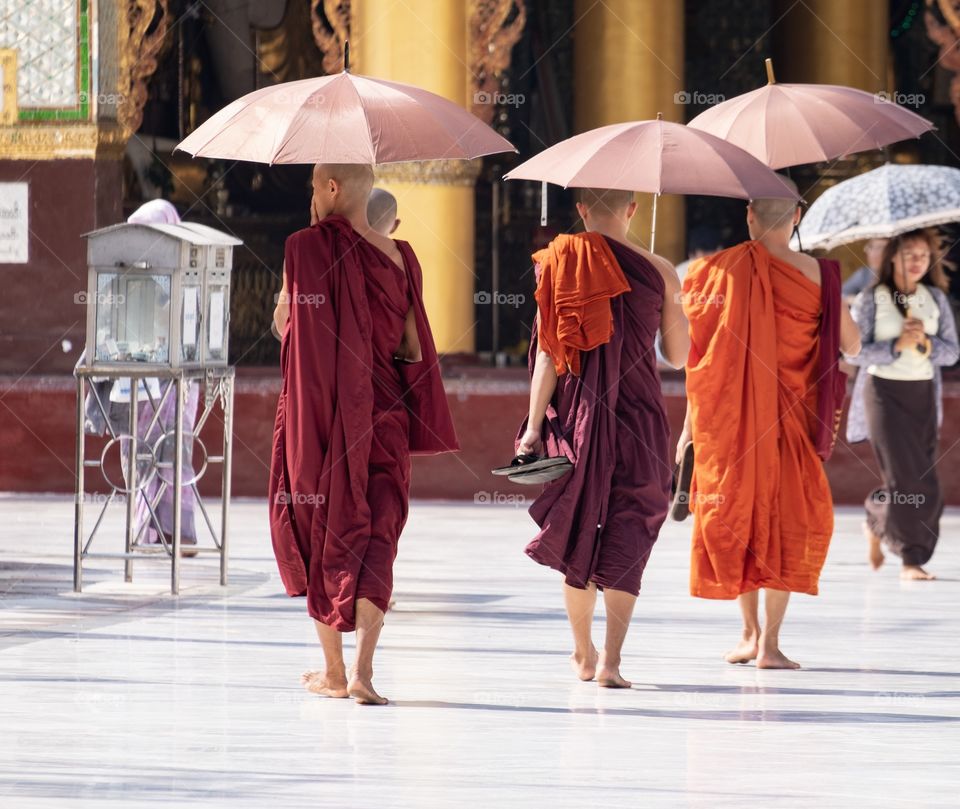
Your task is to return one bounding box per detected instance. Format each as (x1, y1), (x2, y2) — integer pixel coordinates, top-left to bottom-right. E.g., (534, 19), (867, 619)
(1, 496), (958, 808)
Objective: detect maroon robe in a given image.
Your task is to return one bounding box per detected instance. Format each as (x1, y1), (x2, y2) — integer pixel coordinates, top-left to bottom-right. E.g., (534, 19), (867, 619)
(269, 215), (458, 631)
(814, 259), (846, 462)
(522, 237), (672, 596)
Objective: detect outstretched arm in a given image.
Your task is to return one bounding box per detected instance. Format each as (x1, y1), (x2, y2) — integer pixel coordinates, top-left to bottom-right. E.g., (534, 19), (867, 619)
(675, 401), (692, 464)
(655, 257), (690, 368)
(517, 348), (558, 456)
(840, 303), (861, 357)
(273, 261), (290, 336)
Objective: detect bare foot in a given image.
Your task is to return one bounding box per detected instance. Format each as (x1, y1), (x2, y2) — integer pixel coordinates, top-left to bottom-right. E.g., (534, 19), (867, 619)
(724, 635), (759, 665)
(756, 649), (801, 670)
(901, 565), (936, 581)
(569, 646), (599, 681)
(864, 523), (884, 570)
(300, 669), (348, 698)
(348, 672), (388, 705)
(596, 653), (632, 688)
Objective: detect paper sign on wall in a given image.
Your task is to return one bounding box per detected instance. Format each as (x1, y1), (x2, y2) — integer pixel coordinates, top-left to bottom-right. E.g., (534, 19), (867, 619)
(0, 182), (28, 264)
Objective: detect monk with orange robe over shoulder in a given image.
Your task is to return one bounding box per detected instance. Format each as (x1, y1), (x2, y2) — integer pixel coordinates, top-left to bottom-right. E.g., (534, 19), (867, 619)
(676, 179), (861, 669)
(270, 164), (458, 704)
(518, 188), (689, 688)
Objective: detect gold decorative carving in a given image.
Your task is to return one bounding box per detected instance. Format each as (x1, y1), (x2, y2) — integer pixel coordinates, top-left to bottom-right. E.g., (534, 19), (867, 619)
(0, 49), (17, 126)
(311, 1), (351, 74)
(117, 0), (171, 138)
(258, 2), (325, 83)
(936, 0), (960, 31)
(926, 1), (960, 125)
(0, 121), (128, 160)
(375, 159), (483, 186)
(468, 0), (526, 124)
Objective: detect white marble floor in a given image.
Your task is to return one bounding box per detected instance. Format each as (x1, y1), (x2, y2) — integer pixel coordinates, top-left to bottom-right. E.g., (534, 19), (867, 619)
(0, 495), (958, 808)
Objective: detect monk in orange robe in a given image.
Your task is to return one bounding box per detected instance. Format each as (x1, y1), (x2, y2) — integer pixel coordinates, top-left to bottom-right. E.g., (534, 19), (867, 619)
(271, 164), (457, 704)
(677, 180), (861, 669)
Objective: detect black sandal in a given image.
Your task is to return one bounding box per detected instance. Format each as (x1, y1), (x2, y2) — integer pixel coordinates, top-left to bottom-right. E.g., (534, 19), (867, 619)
(492, 454), (573, 484)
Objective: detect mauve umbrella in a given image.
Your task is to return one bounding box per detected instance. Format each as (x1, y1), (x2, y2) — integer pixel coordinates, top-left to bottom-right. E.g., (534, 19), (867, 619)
(176, 49), (515, 164)
(689, 59), (934, 170)
(503, 116), (798, 250)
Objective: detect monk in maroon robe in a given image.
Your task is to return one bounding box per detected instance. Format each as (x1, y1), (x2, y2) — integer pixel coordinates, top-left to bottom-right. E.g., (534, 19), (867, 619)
(518, 188), (689, 688)
(270, 164), (457, 704)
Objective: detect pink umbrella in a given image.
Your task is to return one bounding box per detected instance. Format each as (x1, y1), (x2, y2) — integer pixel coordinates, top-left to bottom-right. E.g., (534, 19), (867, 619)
(503, 116), (797, 250)
(688, 59), (934, 169)
(176, 52), (515, 164)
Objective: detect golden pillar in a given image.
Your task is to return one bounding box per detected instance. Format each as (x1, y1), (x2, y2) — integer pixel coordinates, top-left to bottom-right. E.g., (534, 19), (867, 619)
(352, 1), (478, 353)
(773, 0), (888, 90)
(573, 0), (685, 263)
(773, 1), (889, 280)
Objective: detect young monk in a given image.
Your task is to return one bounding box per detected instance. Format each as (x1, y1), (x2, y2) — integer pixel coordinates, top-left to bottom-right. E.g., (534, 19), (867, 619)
(677, 179), (861, 669)
(518, 187), (688, 688)
(368, 186), (405, 611)
(270, 163), (458, 704)
(367, 187), (401, 236)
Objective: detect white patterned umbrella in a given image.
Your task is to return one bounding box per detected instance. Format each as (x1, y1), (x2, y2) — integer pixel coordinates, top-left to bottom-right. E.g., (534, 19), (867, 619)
(794, 163), (960, 251)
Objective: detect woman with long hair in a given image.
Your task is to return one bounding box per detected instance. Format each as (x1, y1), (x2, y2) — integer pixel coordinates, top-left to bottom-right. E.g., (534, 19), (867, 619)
(846, 229), (959, 579)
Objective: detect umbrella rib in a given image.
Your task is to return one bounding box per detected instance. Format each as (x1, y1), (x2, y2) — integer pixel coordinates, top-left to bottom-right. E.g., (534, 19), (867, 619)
(184, 100), (254, 156)
(565, 124), (643, 190)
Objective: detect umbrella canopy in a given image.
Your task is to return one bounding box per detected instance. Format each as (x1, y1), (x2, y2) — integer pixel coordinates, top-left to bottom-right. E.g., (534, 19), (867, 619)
(794, 163), (960, 251)
(175, 71), (516, 165)
(503, 119), (798, 200)
(689, 74), (934, 170)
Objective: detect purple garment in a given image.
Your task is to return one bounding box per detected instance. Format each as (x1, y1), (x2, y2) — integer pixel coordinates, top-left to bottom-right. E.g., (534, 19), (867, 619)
(135, 381), (200, 543)
(522, 238), (672, 596)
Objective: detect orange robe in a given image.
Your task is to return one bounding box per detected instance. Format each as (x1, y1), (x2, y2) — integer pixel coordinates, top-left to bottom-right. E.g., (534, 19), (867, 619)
(533, 232), (631, 375)
(682, 241), (834, 598)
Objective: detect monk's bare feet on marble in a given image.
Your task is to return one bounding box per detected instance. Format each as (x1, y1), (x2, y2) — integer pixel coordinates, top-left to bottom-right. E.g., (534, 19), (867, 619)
(756, 646), (801, 670)
(570, 646), (599, 681)
(348, 670), (388, 705)
(724, 632), (759, 664)
(901, 565), (936, 580)
(864, 523), (885, 570)
(596, 653), (632, 688)
(301, 669), (349, 698)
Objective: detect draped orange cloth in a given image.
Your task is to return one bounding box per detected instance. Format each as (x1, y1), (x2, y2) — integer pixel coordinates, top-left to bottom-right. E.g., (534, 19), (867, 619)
(682, 241), (834, 598)
(534, 232), (631, 376)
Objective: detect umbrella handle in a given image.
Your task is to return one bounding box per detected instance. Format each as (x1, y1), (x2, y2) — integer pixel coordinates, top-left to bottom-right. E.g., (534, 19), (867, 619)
(541, 181), (548, 226)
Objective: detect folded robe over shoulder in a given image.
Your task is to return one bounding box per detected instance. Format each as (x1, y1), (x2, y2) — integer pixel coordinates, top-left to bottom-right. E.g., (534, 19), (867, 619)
(523, 234), (672, 596)
(683, 241), (843, 599)
(268, 215), (458, 631)
(533, 232), (631, 376)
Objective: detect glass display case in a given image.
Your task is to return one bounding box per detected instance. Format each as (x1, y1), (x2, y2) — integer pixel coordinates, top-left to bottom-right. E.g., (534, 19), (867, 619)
(74, 221), (241, 596)
(83, 222), (241, 369)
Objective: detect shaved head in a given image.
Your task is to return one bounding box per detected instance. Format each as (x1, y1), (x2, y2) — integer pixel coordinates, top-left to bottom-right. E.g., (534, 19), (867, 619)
(749, 176), (801, 230)
(367, 187), (398, 236)
(312, 163), (375, 219)
(315, 163), (374, 201)
(577, 187), (636, 216)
